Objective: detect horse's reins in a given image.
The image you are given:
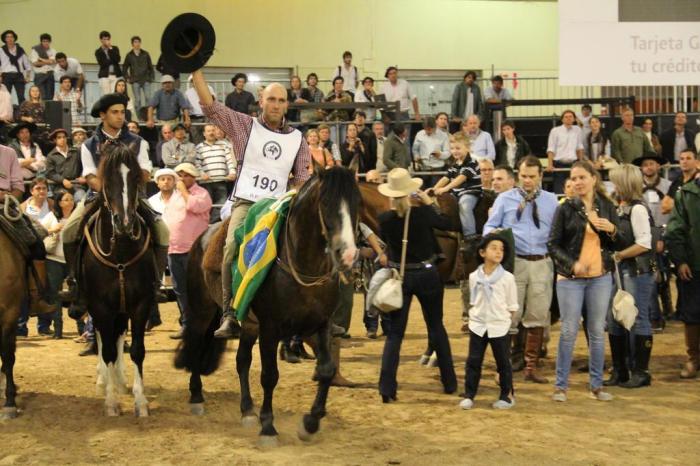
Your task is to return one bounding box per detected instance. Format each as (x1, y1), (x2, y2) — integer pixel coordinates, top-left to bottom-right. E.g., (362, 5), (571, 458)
(2, 193), (22, 221)
(83, 190), (151, 314)
(277, 198), (350, 287)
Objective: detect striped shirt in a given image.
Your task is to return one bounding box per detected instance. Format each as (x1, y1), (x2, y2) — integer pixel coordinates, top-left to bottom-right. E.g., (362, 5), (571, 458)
(201, 100), (310, 188)
(447, 158), (482, 197)
(195, 139), (236, 178)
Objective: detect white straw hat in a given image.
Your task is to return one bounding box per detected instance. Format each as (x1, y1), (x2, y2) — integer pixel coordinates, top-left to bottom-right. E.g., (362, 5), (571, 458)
(378, 168), (423, 198)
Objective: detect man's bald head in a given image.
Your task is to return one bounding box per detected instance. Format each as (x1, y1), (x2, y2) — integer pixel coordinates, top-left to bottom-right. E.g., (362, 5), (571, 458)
(261, 82), (288, 127)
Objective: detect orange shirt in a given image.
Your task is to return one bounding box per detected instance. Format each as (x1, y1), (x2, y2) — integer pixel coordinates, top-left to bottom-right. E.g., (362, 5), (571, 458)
(576, 223), (603, 278)
(308, 146), (334, 173)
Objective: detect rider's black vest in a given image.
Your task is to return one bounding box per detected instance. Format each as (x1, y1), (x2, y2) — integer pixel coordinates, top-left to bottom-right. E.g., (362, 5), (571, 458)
(85, 124), (143, 169)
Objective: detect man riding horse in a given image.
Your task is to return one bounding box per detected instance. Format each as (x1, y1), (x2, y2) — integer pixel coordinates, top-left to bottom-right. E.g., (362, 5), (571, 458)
(188, 72), (312, 338)
(0, 143), (51, 315)
(59, 93), (170, 311)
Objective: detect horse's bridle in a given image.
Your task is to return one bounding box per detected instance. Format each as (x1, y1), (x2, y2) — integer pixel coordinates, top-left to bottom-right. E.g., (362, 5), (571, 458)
(83, 191), (150, 314)
(277, 195), (354, 287)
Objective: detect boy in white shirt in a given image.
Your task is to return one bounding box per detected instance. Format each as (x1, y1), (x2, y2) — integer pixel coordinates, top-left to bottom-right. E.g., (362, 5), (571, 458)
(460, 232), (518, 410)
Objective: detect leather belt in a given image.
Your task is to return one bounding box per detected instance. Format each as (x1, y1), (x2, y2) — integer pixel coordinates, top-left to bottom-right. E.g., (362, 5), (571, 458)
(517, 254), (549, 261)
(388, 259), (436, 270)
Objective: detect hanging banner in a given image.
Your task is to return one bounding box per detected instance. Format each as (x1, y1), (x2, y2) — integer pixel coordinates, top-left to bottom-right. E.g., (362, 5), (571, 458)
(559, 0), (700, 85)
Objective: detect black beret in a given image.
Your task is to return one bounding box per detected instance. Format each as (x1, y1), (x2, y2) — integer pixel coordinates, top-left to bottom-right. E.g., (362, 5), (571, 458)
(91, 93), (128, 118)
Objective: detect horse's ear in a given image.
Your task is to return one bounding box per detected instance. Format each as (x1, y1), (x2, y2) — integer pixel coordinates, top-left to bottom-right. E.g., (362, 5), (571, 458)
(127, 142), (139, 157)
(347, 154), (360, 173)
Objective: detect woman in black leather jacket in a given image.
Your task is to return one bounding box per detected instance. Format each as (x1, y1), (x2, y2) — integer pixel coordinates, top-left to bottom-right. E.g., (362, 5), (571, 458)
(547, 160), (619, 403)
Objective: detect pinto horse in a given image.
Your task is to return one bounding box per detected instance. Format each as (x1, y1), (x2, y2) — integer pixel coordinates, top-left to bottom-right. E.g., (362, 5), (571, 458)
(81, 142), (155, 417)
(176, 166), (360, 445)
(0, 201), (27, 419)
(358, 181), (495, 282)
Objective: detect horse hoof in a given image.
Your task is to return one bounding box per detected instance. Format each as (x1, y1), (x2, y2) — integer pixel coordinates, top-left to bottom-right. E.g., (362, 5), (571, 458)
(0, 407), (17, 420)
(241, 414), (258, 428)
(258, 435), (279, 448)
(190, 403), (205, 416)
(135, 404), (150, 418)
(105, 404), (121, 417)
(297, 420), (316, 442)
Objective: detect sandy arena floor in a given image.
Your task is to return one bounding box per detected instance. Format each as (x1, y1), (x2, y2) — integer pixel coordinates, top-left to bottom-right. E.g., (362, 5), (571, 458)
(2, 288), (699, 465)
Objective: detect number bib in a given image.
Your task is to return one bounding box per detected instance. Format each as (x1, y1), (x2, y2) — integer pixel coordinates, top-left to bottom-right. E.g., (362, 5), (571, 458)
(234, 119), (303, 202)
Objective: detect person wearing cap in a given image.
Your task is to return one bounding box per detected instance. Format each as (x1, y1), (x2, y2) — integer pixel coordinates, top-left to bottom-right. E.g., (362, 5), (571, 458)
(162, 123), (196, 169)
(460, 232), (518, 410)
(95, 31), (122, 96)
(59, 92), (167, 310)
(0, 30), (31, 104)
(224, 73), (256, 115)
(191, 66), (311, 338)
(146, 75), (191, 129)
(148, 168), (177, 214)
(412, 116), (450, 187)
(376, 168), (457, 403)
(71, 127), (87, 148)
(162, 162), (212, 339)
(44, 128), (85, 202)
(483, 156), (559, 383)
(8, 121), (45, 180)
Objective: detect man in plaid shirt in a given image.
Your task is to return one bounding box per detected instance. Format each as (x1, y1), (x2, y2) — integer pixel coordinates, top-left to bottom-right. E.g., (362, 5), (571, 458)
(191, 70), (311, 338)
(55, 75), (83, 125)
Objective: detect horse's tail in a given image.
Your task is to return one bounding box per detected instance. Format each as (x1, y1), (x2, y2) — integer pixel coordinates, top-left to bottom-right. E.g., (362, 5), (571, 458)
(174, 235), (226, 375)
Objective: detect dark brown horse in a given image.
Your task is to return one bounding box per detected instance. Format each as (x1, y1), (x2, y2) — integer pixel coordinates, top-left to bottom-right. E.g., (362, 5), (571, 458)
(358, 181), (495, 282)
(0, 216), (26, 419)
(176, 167), (361, 446)
(81, 142), (155, 417)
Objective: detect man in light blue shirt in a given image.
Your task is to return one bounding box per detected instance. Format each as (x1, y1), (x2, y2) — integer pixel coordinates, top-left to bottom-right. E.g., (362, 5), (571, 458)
(483, 155), (559, 384)
(462, 115), (495, 161)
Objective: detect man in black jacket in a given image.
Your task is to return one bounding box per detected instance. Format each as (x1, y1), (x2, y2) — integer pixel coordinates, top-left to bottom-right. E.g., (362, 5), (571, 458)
(660, 112), (696, 165)
(94, 31), (121, 96)
(122, 36), (154, 115)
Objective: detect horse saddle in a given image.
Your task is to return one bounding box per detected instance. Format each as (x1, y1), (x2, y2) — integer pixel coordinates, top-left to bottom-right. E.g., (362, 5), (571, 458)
(0, 205), (45, 259)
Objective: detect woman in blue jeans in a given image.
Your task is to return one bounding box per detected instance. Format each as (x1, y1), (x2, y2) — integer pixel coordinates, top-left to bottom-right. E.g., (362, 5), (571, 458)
(605, 163), (656, 388)
(547, 161), (619, 402)
(377, 168), (458, 403)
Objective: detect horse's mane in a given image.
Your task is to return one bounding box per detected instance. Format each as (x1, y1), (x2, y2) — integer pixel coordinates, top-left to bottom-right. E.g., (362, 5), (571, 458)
(298, 167), (361, 217)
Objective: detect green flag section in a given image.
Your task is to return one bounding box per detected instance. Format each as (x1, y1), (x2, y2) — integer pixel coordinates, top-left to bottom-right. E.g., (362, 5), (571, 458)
(230, 191), (296, 321)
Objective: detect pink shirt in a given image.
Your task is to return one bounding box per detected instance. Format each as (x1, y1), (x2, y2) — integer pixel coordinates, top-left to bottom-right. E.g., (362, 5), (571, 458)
(162, 183), (212, 254)
(0, 144), (24, 194)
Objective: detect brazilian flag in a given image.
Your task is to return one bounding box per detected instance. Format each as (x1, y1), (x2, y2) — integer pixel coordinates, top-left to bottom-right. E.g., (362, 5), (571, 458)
(231, 191), (296, 321)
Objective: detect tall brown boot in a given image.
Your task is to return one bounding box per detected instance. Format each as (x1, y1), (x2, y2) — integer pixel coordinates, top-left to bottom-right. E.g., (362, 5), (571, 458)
(28, 260), (53, 316)
(524, 327), (549, 384)
(329, 337), (357, 388)
(680, 324), (700, 379)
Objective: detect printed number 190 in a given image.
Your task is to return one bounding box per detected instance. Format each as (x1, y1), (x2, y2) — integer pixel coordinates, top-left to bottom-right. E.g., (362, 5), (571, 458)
(252, 174), (279, 192)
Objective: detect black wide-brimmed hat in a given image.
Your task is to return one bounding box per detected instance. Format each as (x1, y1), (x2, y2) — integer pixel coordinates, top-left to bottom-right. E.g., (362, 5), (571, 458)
(632, 150), (666, 167)
(476, 228), (515, 273)
(8, 121), (37, 139)
(91, 93), (129, 118)
(1, 30), (17, 43)
(161, 13), (216, 73)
